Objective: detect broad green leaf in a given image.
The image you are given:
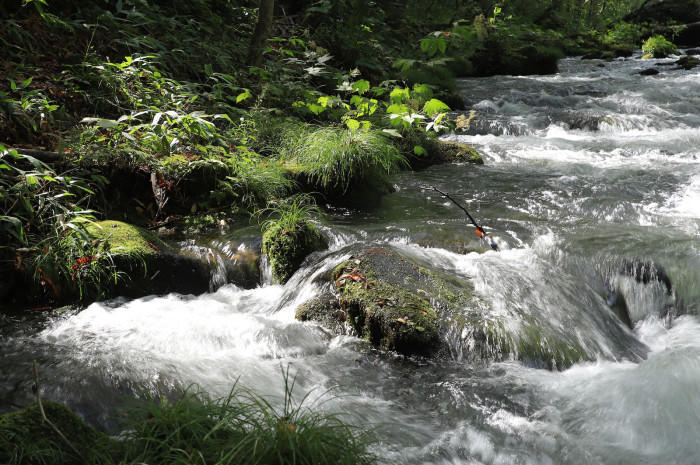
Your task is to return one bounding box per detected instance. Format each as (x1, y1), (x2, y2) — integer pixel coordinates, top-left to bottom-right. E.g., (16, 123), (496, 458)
(352, 79), (370, 95)
(413, 145), (427, 156)
(423, 98), (450, 116)
(236, 89), (252, 103)
(20, 77), (33, 89)
(412, 84), (433, 100)
(389, 87), (410, 104)
(307, 103), (325, 115)
(386, 103), (409, 115)
(346, 119), (360, 131)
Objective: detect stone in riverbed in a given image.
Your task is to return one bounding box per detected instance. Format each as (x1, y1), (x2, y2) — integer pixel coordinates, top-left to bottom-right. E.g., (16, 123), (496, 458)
(85, 220), (211, 298)
(262, 220), (327, 284)
(435, 141), (484, 164)
(640, 68), (660, 75)
(674, 55), (700, 69)
(295, 246), (637, 369)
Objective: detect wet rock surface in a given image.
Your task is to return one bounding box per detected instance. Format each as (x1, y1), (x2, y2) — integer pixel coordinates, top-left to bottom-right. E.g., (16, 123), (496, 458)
(296, 246), (644, 369)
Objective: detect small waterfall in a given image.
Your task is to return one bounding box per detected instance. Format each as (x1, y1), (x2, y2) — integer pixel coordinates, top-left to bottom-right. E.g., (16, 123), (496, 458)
(260, 254), (273, 285)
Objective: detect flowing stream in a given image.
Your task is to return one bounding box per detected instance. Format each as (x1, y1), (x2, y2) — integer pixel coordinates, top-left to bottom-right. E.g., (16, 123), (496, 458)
(2, 54), (700, 464)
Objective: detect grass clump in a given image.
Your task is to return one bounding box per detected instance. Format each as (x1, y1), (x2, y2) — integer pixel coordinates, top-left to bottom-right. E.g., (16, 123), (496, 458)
(1, 374), (377, 465)
(286, 128), (407, 194)
(260, 195), (327, 283)
(642, 35), (677, 58)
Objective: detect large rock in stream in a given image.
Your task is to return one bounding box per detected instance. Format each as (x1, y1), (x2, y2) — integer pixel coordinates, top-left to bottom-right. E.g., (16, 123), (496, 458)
(297, 247), (646, 370)
(85, 220), (212, 298)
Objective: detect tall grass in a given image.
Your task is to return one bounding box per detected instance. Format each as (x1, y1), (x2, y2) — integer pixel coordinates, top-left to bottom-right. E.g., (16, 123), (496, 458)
(286, 128), (407, 193)
(1, 373), (378, 465)
(118, 373), (378, 465)
(257, 194), (320, 235)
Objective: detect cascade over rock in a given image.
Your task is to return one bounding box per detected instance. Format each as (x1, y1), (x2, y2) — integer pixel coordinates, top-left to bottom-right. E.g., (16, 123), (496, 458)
(296, 246), (647, 369)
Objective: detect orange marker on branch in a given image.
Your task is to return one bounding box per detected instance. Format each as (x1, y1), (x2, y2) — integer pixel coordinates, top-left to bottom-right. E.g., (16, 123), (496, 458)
(432, 186), (499, 251)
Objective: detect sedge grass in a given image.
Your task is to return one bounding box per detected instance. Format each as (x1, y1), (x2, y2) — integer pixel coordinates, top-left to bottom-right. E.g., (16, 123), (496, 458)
(287, 128), (407, 193)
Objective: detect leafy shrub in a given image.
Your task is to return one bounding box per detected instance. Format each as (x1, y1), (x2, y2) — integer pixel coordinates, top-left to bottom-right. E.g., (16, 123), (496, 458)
(603, 22), (644, 49)
(642, 35), (677, 58)
(0, 144), (122, 303)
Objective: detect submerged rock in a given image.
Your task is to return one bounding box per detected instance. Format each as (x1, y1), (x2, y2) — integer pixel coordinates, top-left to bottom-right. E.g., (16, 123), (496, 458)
(675, 55), (700, 69)
(640, 68), (661, 75)
(296, 247), (640, 369)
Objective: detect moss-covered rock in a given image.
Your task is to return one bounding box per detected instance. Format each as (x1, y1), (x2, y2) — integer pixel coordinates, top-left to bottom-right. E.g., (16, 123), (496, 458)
(325, 249), (444, 355)
(295, 247), (640, 369)
(85, 220), (211, 298)
(0, 401), (119, 464)
(435, 141), (484, 164)
(262, 220), (327, 284)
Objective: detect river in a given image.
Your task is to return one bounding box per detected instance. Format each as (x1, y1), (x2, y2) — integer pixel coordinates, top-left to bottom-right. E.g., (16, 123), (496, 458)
(2, 53), (699, 464)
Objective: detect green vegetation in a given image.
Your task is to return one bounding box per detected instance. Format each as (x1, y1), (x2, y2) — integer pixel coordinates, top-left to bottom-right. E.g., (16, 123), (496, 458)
(286, 128), (406, 194)
(642, 35), (678, 58)
(261, 195), (328, 283)
(2, 0), (674, 307)
(1, 376), (376, 465)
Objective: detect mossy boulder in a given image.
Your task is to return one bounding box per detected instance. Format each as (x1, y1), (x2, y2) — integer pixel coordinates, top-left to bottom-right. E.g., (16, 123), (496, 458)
(435, 141), (484, 164)
(262, 220), (327, 283)
(297, 248), (445, 355)
(85, 220), (211, 298)
(297, 247), (644, 369)
(0, 401), (119, 464)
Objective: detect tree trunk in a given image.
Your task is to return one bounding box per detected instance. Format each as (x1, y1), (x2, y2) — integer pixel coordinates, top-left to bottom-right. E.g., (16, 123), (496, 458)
(247, 0), (275, 67)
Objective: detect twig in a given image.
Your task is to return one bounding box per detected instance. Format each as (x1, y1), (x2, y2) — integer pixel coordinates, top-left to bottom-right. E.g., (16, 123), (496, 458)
(33, 360), (91, 465)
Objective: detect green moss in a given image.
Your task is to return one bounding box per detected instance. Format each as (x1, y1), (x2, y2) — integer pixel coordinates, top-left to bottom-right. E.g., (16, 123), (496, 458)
(262, 220), (327, 284)
(329, 253), (441, 355)
(0, 401), (120, 465)
(436, 141), (484, 164)
(86, 220), (169, 257)
(296, 295), (348, 334)
(515, 323), (590, 370)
